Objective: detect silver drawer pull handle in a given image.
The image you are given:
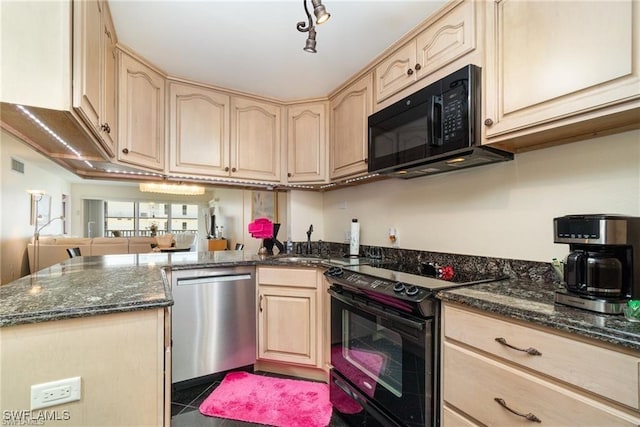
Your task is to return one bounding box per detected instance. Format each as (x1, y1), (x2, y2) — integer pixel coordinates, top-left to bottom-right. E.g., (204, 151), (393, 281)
(494, 397), (542, 423)
(495, 337), (542, 356)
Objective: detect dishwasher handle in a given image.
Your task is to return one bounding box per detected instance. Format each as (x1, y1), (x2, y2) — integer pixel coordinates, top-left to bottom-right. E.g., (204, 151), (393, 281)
(176, 273), (252, 286)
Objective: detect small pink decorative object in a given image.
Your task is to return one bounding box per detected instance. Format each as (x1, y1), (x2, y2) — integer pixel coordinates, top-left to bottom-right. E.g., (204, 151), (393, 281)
(248, 217), (273, 239)
(440, 265), (454, 281)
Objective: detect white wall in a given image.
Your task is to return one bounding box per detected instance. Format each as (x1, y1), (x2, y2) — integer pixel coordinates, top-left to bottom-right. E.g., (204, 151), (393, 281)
(1, 131), (70, 283)
(322, 130), (640, 263)
(288, 190), (324, 243)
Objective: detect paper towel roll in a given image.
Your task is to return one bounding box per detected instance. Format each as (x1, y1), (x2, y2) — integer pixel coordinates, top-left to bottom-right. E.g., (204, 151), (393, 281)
(350, 219), (359, 257)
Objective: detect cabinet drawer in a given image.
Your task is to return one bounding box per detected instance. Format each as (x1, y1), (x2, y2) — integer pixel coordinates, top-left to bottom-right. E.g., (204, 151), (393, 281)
(258, 267), (317, 288)
(444, 342), (640, 426)
(443, 405), (479, 427)
(443, 304), (640, 409)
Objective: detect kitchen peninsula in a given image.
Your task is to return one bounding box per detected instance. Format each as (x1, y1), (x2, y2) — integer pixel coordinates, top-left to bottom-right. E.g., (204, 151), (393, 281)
(2, 251), (639, 426)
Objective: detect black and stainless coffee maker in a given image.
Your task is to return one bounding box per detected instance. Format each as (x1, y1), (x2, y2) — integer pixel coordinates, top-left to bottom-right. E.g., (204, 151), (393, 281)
(553, 214), (640, 314)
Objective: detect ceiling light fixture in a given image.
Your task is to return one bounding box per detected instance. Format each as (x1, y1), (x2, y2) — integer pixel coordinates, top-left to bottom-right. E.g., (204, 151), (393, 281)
(139, 182), (205, 196)
(296, 0), (330, 53)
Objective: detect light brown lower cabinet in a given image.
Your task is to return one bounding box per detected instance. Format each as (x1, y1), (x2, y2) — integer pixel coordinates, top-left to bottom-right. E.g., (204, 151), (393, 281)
(441, 303), (640, 426)
(255, 266), (327, 381)
(1, 308), (169, 426)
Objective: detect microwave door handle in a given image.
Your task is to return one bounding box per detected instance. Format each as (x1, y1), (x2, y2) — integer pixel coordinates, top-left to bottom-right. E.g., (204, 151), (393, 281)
(431, 95), (443, 146)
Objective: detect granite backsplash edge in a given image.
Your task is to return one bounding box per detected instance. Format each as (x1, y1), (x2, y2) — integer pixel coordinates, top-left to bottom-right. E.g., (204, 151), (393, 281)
(293, 241), (560, 284)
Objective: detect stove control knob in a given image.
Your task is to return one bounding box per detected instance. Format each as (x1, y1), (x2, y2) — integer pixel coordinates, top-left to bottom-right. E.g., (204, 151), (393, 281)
(393, 282), (406, 293)
(327, 267), (344, 277)
(405, 285), (419, 296)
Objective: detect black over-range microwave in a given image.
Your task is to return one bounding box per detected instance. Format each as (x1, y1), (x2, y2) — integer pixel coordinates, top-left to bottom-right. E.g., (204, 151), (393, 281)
(368, 64), (513, 179)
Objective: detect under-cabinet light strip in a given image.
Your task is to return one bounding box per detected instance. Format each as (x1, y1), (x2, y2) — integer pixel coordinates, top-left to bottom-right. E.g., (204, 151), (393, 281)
(104, 168), (164, 178)
(17, 105), (94, 169)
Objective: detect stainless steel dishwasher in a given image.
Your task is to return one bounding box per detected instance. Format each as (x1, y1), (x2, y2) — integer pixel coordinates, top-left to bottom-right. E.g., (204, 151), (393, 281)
(171, 266), (256, 385)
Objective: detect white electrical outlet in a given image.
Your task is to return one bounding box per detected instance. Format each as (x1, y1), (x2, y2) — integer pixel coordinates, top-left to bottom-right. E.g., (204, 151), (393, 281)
(31, 377), (81, 410)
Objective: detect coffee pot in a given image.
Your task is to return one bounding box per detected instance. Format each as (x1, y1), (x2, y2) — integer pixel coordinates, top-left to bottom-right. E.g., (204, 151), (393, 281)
(564, 250), (623, 296)
(554, 214), (640, 314)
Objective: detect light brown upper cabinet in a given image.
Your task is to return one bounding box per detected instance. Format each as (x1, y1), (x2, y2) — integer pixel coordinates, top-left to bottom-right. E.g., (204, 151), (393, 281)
(230, 97), (282, 182)
(375, 0), (475, 103)
(117, 50), (165, 171)
(287, 102), (328, 183)
(101, 3), (118, 154)
(167, 81), (230, 177)
(483, 0), (640, 151)
(73, 0), (118, 155)
(329, 74), (373, 180)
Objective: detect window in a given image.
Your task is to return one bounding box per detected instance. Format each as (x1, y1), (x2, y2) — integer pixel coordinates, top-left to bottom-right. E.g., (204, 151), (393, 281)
(105, 201), (135, 236)
(103, 201), (200, 237)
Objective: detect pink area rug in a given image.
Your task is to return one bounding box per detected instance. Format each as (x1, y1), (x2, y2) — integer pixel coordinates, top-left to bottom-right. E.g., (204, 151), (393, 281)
(199, 371), (332, 427)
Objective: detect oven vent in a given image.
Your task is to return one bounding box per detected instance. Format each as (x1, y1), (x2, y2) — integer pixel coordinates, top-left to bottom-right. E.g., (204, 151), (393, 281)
(11, 158), (24, 174)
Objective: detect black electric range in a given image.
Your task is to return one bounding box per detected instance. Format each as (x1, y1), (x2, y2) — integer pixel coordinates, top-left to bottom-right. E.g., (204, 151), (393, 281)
(325, 262), (508, 427)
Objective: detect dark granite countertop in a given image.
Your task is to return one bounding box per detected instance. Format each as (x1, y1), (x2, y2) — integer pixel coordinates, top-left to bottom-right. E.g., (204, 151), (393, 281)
(0, 251), (331, 328)
(437, 279), (640, 352)
(3, 251), (639, 354)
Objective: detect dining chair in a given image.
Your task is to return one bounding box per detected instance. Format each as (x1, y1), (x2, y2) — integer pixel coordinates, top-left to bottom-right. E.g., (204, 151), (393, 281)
(66, 247), (81, 258)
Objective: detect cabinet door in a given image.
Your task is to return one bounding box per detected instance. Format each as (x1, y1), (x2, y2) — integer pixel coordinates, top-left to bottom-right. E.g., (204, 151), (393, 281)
(168, 82), (230, 177)
(415, 0), (475, 79)
(375, 42), (417, 103)
(374, 0), (475, 104)
(100, 2), (117, 155)
(287, 102), (327, 183)
(329, 73), (373, 179)
(72, 0), (102, 132)
(484, 0), (640, 140)
(258, 287), (317, 366)
(117, 51), (165, 171)
(231, 97), (281, 181)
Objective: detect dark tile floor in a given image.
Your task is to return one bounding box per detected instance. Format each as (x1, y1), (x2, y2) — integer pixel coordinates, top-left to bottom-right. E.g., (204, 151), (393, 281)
(171, 370), (349, 427)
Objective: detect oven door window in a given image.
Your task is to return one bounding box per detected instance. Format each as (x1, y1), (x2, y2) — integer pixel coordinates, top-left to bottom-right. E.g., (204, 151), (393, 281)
(331, 295), (431, 427)
(342, 309), (403, 397)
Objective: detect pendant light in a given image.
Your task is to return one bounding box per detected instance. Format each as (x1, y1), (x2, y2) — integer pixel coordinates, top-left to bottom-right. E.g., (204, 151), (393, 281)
(296, 0), (331, 53)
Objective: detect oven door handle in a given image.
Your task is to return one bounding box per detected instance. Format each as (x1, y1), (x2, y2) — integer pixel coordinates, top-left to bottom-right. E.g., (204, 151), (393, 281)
(329, 289), (425, 331)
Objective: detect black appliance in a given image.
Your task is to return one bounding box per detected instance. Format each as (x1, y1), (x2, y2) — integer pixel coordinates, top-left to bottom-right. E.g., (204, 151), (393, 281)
(325, 264), (507, 426)
(368, 64), (513, 179)
(263, 223), (284, 255)
(554, 214), (640, 314)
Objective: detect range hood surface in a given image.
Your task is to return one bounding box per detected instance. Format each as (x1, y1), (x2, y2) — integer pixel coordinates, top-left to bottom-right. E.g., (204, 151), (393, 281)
(378, 146), (514, 179)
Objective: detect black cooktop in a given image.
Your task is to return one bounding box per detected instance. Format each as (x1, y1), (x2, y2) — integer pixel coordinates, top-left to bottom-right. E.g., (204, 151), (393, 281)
(341, 264), (507, 292)
(325, 262), (508, 317)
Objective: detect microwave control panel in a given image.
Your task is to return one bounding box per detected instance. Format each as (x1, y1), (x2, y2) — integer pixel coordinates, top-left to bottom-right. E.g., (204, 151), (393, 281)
(442, 85), (467, 144)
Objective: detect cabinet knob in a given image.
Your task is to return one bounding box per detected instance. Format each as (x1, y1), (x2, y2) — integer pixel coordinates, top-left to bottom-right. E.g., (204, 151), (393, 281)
(364, 157), (368, 164)
(100, 123), (111, 134)
(287, 173), (292, 178)
(414, 63), (422, 71)
(231, 167), (237, 173)
(484, 118), (494, 126)
(407, 68), (414, 76)
(122, 148), (129, 154)
(224, 167), (229, 172)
